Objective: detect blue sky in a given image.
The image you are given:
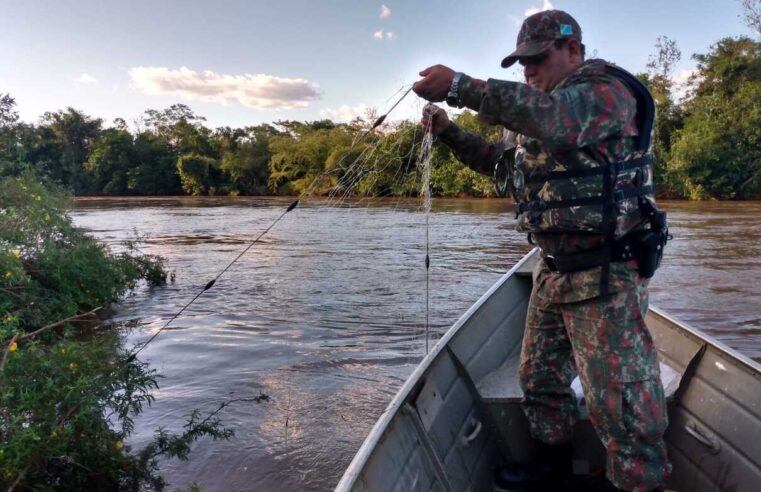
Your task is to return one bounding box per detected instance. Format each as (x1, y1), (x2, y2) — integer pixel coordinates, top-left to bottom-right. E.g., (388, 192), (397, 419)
(1, 0), (753, 129)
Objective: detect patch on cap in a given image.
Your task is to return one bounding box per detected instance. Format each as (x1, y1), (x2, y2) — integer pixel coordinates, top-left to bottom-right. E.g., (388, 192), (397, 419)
(560, 24), (573, 36)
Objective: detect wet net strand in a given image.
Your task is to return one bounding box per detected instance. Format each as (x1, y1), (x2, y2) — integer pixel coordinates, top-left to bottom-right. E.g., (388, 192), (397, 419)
(419, 106), (435, 353)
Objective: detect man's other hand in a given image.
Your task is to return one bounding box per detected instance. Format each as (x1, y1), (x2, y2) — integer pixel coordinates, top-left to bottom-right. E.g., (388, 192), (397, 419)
(421, 104), (450, 136)
(413, 65), (455, 102)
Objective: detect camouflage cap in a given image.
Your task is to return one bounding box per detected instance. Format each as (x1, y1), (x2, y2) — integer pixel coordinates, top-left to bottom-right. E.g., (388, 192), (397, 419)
(501, 10), (582, 68)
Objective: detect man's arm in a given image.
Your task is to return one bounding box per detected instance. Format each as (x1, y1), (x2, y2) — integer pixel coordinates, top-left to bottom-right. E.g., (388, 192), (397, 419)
(437, 122), (512, 177)
(420, 103), (512, 177)
(457, 75), (637, 150)
(412, 64), (636, 151)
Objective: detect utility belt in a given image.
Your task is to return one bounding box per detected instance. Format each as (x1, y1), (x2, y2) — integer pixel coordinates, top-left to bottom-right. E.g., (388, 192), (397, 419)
(541, 209), (670, 279)
(542, 242), (634, 273)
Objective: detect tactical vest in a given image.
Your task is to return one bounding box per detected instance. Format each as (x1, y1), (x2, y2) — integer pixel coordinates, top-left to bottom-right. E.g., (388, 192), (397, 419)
(504, 62), (656, 240)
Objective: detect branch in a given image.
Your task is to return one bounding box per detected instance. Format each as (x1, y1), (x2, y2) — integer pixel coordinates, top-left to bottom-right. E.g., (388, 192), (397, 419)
(57, 405), (80, 427)
(0, 287), (27, 302)
(0, 333), (19, 373)
(146, 394), (269, 461)
(192, 394), (270, 430)
(0, 217), (20, 234)
(7, 474), (22, 492)
(1, 307), (102, 345)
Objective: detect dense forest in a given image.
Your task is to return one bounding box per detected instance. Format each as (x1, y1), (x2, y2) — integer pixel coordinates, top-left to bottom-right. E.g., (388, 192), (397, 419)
(1, 36), (759, 200)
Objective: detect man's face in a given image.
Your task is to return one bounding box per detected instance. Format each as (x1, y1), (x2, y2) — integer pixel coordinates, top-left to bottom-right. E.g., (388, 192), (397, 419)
(519, 43), (576, 92)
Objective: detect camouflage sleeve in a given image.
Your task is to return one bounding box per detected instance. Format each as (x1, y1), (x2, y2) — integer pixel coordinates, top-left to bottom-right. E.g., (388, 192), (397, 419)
(458, 74), (637, 150)
(437, 122), (512, 177)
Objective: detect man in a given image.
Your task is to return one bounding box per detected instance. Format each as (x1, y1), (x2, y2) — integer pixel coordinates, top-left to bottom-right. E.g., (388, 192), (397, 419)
(412, 10), (671, 492)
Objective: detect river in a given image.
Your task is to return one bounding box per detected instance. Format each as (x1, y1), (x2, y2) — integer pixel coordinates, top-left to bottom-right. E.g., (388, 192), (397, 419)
(71, 197), (761, 491)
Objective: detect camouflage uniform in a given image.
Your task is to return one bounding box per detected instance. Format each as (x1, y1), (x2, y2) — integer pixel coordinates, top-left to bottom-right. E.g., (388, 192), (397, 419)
(437, 10), (671, 491)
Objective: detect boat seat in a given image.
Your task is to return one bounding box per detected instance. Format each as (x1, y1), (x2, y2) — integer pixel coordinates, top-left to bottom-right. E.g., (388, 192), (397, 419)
(477, 354), (682, 414)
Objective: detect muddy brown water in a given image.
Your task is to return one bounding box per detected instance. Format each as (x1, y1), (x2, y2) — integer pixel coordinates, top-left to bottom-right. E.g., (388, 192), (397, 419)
(72, 197), (761, 491)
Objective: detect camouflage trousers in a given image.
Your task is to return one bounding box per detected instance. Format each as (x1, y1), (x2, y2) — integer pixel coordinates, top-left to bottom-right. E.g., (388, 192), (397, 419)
(518, 261), (672, 491)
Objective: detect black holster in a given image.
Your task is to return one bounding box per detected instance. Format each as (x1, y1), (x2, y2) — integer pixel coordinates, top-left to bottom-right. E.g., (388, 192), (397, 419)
(634, 210), (669, 278)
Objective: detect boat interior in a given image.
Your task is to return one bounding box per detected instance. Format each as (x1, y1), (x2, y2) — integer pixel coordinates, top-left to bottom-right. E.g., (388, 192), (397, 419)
(338, 249), (761, 492)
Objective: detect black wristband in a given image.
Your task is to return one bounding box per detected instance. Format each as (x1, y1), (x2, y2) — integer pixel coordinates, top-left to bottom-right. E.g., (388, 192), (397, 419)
(446, 72), (465, 107)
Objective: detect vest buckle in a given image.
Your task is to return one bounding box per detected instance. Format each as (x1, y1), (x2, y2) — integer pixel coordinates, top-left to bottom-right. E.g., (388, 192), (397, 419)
(543, 254), (558, 272)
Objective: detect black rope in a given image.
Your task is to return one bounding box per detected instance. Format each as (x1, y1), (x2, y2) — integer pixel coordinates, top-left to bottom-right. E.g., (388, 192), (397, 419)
(128, 200), (299, 361)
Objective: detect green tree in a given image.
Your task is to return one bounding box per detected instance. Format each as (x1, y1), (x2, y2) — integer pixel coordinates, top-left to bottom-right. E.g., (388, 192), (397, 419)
(143, 104), (212, 157)
(669, 37), (761, 199)
(138, 105), (219, 194)
(39, 108), (103, 194)
(0, 93), (18, 127)
(129, 131), (181, 195)
(0, 94), (21, 172)
(268, 120), (354, 195)
(353, 120), (423, 197)
(86, 127), (134, 195)
(218, 124), (280, 195)
(741, 0), (761, 38)
(212, 126), (246, 157)
(637, 36), (685, 192)
(177, 153), (216, 195)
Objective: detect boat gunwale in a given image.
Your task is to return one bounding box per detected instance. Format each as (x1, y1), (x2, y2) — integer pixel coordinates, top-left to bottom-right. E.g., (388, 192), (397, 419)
(649, 305), (761, 377)
(334, 248), (540, 491)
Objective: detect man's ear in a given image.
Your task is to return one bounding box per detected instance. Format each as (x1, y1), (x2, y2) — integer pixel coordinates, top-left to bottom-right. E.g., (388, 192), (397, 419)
(567, 38), (583, 61)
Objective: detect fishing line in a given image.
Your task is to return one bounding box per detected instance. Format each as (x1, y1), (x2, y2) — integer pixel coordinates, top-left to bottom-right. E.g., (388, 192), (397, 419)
(425, 200), (430, 355)
(128, 199), (300, 361)
(329, 103), (424, 216)
(123, 85), (424, 454)
(368, 87), (413, 131)
(307, 85), (415, 206)
(130, 83), (415, 362)
(420, 104), (436, 354)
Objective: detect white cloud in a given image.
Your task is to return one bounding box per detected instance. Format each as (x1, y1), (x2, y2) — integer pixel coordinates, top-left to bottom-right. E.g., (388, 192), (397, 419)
(508, 14), (523, 27)
(320, 104), (373, 123)
(380, 4), (391, 18)
(112, 84), (120, 92)
(671, 68), (700, 102)
(373, 29), (396, 41)
(74, 73), (99, 84)
(128, 66), (322, 110)
(525, 0), (554, 17)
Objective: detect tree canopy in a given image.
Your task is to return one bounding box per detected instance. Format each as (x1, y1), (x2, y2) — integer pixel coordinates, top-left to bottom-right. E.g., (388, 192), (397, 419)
(667, 37), (761, 199)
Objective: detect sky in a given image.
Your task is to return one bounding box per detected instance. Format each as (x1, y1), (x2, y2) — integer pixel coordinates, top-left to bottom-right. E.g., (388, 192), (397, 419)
(1, 0), (754, 130)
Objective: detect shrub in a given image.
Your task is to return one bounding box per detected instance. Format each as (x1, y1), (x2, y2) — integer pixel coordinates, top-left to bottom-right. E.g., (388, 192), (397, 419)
(1, 171), (259, 490)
